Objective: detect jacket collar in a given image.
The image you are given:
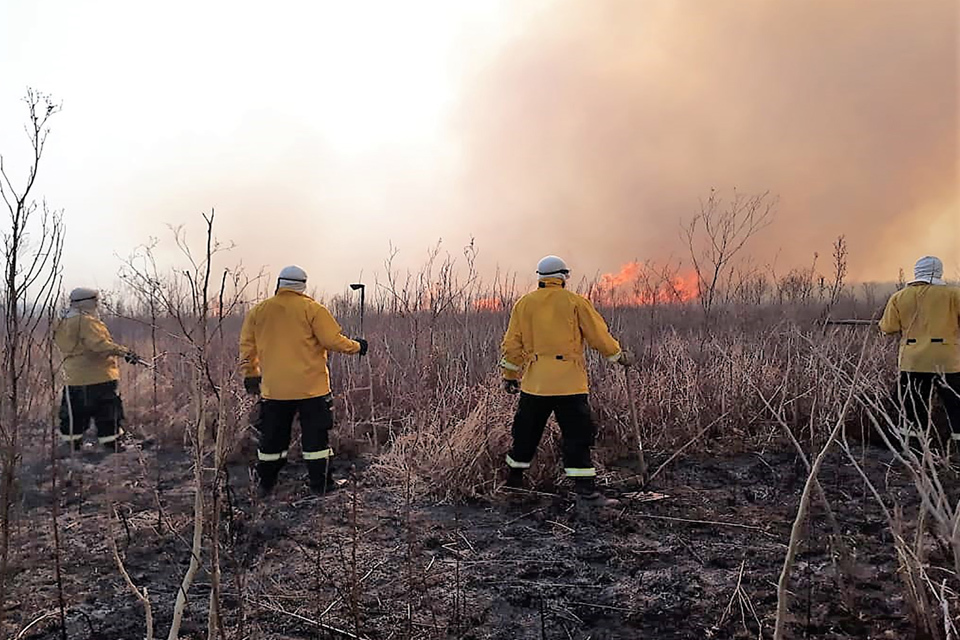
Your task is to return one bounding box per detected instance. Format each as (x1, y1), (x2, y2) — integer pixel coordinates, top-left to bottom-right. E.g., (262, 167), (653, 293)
(538, 277), (566, 289)
(276, 287), (311, 298)
(64, 308), (100, 320)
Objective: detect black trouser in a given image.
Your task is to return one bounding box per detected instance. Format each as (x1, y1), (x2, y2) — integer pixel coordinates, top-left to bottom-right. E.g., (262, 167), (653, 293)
(256, 394), (334, 489)
(506, 393), (596, 478)
(58, 380), (125, 444)
(898, 372), (960, 445)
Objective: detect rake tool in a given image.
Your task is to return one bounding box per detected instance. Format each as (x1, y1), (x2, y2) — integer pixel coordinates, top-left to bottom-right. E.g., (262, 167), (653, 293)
(623, 363), (648, 486)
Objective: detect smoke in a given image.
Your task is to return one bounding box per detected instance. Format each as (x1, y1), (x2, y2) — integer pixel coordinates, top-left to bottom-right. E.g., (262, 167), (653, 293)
(454, 0), (960, 282)
(28, 0), (957, 293)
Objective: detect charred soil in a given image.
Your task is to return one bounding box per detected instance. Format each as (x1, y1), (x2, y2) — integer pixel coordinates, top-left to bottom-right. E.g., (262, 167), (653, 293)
(10, 427), (950, 640)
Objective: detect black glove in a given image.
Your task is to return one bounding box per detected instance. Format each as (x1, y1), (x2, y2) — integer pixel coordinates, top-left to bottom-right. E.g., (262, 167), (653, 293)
(502, 379), (520, 395)
(356, 338), (369, 357)
(123, 351), (140, 365)
(244, 376), (262, 396)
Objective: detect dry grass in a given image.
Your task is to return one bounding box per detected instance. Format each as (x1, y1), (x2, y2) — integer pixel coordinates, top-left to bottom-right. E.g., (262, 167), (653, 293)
(7, 239), (960, 637)
(98, 296), (902, 503)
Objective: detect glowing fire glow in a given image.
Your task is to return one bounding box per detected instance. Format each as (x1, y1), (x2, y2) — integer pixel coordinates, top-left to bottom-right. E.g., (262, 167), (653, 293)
(473, 297), (504, 312)
(594, 262), (700, 306)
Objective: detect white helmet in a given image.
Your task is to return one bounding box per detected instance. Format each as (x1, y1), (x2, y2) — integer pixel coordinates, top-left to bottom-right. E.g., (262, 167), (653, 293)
(69, 287), (100, 304)
(911, 256), (945, 285)
(536, 255), (570, 280)
(68, 287), (100, 316)
(277, 265), (308, 292)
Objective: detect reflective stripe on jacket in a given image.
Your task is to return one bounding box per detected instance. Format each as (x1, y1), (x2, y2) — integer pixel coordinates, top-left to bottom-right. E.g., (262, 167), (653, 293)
(879, 284), (960, 373)
(54, 314), (127, 386)
(500, 278), (621, 396)
(240, 289), (360, 400)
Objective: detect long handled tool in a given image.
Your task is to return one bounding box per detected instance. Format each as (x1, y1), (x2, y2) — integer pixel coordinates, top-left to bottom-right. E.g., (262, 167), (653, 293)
(623, 364), (648, 486)
(824, 319), (877, 326)
(821, 317), (879, 336)
(349, 283), (377, 448)
(350, 283), (366, 337)
(128, 353), (162, 369)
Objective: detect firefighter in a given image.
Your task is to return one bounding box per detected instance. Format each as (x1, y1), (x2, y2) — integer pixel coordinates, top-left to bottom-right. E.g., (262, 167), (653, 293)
(54, 288), (138, 452)
(499, 255), (631, 500)
(240, 265), (367, 496)
(879, 255), (960, 446)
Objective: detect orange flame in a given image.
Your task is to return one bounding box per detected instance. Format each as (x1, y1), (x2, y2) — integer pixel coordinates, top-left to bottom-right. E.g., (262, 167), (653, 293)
(594, 262), (700, 306)
(473, 296), (504, 311)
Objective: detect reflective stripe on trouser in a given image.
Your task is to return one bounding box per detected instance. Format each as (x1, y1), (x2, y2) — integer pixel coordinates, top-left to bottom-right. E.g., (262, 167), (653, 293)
(510, 392), (596, 477)
(258, 450), (289, 461)
(564, 467), (597, 478)
(99, 428), (124, 444)
(60, 433), (83, 442)
(258, 395), (334, 488)
(505, 454), (531, 469)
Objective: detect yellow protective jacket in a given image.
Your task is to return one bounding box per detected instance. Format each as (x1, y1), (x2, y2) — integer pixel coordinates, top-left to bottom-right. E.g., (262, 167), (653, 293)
(54, 313), (129, 386)
(500, 279), (622, 396)
(879, 283), (960, 373)
(239, 289), (361, 400)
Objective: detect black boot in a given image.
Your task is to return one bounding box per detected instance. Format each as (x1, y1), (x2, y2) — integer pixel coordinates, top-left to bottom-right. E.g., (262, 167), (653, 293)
(307, 460), (338, 494)
(100, 427), (127, 453)
(505, 468), (524, 489)
(102, 439), (126, 453)
(573, 477), (599, 499)
(257, 460), (285, 498)
(257, 482), (275, 499)
(61, 438), (82, 454)
(573, 477), (619, 506)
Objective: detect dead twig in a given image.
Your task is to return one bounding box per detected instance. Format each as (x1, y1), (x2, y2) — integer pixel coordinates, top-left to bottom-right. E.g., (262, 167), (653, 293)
(647, 410), (733, 485)
(773, 327), (869, 640)
(632, 513), (776, 537)
(15, 611), (58, 640)
(109, 506), (154, 640)
(248, 597), (371, 640)
(546, 520), (576, 534)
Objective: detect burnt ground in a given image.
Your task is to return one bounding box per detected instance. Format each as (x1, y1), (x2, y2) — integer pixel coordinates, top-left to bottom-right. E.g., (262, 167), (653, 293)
(8, 427), (954, 640)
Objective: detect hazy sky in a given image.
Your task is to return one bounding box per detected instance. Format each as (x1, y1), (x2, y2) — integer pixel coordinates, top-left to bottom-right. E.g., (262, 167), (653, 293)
(1, 0), (958, 295)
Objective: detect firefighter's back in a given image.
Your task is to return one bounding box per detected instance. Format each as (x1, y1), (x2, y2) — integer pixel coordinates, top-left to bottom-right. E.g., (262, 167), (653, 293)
(517, 286), (584, 357)
(54, 314), (120, 386)
(248, 291), (329, 399)
(888, 284), (960, 372)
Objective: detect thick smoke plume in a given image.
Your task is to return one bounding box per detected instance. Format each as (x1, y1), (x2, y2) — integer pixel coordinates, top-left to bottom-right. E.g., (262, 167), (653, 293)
(456, 0), (959, 282)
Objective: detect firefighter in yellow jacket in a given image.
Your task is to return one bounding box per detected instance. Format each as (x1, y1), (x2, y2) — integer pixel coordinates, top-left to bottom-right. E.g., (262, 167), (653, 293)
(54, 288), (138, 451)
(499, 256), (631, 499)
(240, 265), (367, 496)
(880, 255), (960, 444)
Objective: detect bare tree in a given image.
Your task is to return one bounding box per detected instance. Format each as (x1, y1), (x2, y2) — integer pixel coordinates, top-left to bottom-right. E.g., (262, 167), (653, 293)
(0, 89), (65, 630)
(117, 212), (258, 639)
(682, 189), (776, 319)
(827, 235), (848, 309)
(777, 253), (819, 306)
